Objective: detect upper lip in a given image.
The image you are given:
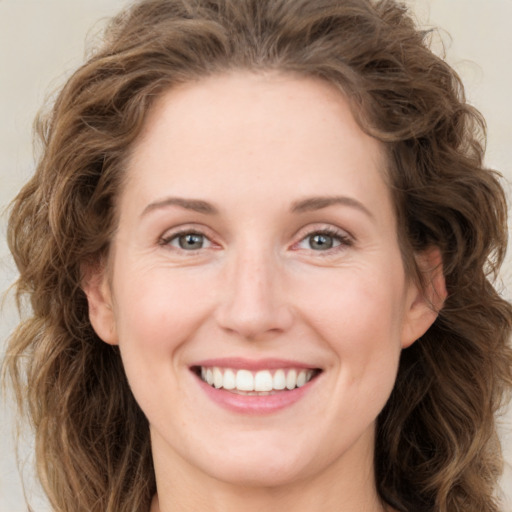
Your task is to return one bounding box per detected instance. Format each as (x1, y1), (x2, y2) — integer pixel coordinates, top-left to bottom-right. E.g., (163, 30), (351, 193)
(191, 357), (321, 371)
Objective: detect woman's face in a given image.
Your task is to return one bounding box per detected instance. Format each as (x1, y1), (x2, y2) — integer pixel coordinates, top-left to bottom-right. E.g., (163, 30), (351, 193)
(87, 72), (437, 490)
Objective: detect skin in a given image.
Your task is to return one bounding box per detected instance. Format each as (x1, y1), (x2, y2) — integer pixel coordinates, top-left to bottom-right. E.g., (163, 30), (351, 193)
(85, 72), (443, 512)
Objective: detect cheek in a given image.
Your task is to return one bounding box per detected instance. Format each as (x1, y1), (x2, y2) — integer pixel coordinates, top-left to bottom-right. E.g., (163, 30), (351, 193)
(296, 265), (406, 345)
(111, 267), (215, 378)
(294, 267), (405, 397)
(111, 271), (214, 424)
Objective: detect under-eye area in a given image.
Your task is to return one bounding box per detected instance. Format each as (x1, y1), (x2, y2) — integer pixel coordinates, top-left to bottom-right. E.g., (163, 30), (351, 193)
(191, 366), (323, 394)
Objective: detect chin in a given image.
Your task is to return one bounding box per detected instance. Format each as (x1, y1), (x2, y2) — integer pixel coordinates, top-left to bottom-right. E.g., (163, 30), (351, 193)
(192, 431), (352, 489)
(205, 457), (311, 488)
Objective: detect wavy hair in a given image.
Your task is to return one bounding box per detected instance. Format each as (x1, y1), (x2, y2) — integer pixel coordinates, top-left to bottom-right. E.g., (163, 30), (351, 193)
(4, 0), (512, 511)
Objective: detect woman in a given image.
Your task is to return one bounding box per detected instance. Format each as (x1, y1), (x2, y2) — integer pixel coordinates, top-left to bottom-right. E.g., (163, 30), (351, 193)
(4, 0), (512, 511)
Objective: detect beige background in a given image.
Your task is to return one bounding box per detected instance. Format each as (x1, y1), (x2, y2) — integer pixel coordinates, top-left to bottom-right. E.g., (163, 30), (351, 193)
(1, 0), (511, 510)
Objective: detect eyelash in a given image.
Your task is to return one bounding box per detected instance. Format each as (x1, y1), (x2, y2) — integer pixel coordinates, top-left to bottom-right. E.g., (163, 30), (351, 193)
(158, 226), (354, 254)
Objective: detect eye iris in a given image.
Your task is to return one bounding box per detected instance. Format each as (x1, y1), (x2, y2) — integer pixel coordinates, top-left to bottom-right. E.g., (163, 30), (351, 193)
(309, 233), (333, 250)
(178, 233), (204, 250)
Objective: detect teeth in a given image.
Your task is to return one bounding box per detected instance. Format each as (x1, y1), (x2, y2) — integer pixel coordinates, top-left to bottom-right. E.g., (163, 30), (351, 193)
(254, 370), (273, 392)
(297, 370), (307, 388)
(223, 369), (236, 390)
(236, 369), (254, 391)
(273, 369), (286, 390)
(213, 367), (223, 389)
(286, 369), (297, 390)
(199, 367), (316, 392)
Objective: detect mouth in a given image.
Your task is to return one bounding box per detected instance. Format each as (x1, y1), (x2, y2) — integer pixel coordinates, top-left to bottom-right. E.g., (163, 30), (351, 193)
(192, 366), (322, 395)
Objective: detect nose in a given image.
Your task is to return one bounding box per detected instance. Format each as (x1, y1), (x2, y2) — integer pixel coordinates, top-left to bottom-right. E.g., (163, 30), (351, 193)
(214, 246), (294, 340)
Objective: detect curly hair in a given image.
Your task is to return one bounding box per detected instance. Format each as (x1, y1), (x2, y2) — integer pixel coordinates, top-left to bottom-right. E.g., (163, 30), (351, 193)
(4, 0), (512, 511)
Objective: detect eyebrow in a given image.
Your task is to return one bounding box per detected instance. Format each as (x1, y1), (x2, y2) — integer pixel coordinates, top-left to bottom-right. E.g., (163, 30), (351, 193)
(141, 195), (373, 218)
(291, 196), (374, 219)
(141, 197), (219, 217)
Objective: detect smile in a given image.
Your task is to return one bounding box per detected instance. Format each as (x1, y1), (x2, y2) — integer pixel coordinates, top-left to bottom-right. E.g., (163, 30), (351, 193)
(196, 367), (320, 394)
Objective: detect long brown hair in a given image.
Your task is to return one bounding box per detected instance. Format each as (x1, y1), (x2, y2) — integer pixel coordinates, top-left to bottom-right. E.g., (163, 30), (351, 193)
(4, 1), (512, 511)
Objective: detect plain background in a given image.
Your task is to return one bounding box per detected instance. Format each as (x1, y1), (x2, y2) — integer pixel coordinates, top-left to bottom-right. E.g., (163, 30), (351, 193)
(1, 0), (511, 510)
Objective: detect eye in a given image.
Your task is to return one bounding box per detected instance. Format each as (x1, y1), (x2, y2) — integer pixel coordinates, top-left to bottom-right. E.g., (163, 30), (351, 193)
(162, 231), (212, 251)
(306, 233), (339, 251)
(295, 228), (352, 252)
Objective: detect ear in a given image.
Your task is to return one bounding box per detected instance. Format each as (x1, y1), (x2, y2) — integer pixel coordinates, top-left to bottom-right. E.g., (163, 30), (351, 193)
(401, 247), (447, 348)
(81, 262), (118, 345)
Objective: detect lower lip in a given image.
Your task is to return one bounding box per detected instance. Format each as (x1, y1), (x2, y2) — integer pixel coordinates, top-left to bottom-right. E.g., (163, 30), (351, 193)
(194, 373), (319, 415)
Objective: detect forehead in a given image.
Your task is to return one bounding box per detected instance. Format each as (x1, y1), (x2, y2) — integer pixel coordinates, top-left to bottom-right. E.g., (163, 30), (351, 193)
(135, 71), (378, 153)
(123, 71), (392, 223)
